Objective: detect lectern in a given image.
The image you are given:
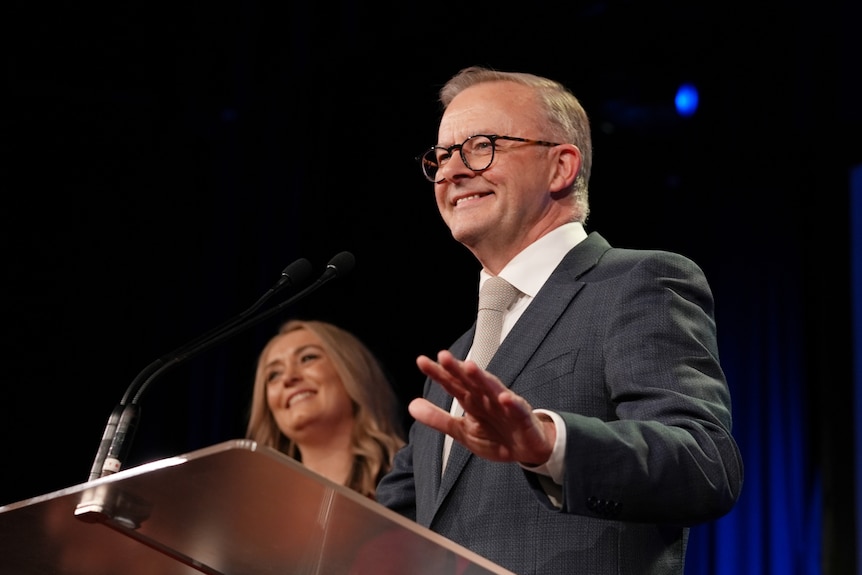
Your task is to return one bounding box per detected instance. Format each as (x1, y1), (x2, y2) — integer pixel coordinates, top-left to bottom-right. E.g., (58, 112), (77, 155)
(0, 440), (516, 575)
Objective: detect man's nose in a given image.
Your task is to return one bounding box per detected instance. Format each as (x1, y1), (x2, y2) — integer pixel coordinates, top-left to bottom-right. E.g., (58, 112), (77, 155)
(438, 150), (473, 181)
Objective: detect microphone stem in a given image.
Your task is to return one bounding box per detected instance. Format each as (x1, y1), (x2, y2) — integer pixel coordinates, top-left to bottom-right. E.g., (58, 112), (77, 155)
(89, 258), (314, 480)
(131, 272), (338, 404)
(87, 404), (125, 481)
(95, 259), (347, 479)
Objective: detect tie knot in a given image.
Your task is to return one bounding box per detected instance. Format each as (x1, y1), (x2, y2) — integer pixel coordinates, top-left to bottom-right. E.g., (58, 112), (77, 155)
(478, 276), (519, 313)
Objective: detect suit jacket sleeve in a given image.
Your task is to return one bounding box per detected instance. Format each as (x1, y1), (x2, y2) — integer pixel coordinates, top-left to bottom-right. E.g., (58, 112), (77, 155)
(522, 246), (743, 525)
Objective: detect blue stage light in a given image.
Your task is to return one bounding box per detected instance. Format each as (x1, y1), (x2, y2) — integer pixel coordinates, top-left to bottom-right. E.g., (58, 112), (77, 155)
(675, 83), (699, 117)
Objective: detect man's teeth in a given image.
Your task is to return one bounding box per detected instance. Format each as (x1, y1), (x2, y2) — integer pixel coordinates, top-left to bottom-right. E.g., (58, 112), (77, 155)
(456, 194), (484, 205)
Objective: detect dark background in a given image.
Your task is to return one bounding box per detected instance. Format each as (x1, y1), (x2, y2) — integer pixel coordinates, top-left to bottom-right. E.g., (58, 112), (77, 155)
(3, 1), (860, 573)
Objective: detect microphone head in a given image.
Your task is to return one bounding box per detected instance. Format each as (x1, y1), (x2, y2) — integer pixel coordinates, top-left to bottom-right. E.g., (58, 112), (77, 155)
(326, 251), (356, 278)
(282, 258), (314, 287)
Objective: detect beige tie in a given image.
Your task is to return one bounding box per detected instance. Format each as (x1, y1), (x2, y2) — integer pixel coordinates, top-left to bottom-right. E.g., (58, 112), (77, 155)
(442, 276), (520, 473)
(471, 276), (520, 370)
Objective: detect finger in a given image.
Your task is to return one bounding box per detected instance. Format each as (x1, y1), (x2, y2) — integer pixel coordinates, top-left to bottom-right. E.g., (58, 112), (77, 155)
(438, 350), (508, 396)
(417, 353), (470, 398)
(497, 388), (534, 419)
(437, 357), (509, 416)
(408, 398), (458, 435)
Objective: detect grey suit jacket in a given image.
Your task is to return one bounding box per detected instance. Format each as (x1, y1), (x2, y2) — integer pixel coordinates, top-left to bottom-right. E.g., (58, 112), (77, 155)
(376, 232), (743, 575)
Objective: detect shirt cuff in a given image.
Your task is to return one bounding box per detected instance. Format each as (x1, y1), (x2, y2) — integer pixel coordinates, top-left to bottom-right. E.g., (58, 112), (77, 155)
(518, 408), (566, 485)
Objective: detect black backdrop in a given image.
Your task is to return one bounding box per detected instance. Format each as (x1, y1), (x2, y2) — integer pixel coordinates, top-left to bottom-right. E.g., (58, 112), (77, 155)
(3, 2), (860, 573)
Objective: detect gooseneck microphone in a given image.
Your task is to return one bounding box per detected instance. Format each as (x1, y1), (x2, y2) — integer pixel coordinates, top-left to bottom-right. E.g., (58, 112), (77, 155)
(87, 256), (314, 481)
(87, 252), (355, 481)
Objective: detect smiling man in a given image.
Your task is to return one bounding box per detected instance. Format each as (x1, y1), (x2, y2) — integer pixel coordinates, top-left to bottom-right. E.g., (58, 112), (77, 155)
(376, 66), (743, 575)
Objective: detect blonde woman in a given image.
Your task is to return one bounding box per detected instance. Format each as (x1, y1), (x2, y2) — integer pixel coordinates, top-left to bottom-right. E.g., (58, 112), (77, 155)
(246, 319), (405, 499)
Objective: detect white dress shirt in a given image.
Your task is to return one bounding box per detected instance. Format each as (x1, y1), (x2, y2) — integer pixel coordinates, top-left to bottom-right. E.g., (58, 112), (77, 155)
(447, 221), (588, 489)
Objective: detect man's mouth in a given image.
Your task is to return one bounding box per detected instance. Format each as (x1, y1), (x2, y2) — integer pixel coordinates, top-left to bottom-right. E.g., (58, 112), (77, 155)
(454, 192), (492, 206)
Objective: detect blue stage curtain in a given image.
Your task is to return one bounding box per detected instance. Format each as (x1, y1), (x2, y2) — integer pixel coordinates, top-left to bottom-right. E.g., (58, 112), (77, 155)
(685, 249), (823, 573)
(853, 165), (862, 574)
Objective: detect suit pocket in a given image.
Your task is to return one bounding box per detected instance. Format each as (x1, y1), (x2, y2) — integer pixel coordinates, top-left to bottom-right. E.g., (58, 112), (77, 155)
(514, 348), (612, 415)
(514, 349), (577, 398)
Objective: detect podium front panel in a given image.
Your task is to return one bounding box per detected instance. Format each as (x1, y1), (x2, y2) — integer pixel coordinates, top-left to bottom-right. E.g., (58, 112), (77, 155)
(0, 440), (516, 575)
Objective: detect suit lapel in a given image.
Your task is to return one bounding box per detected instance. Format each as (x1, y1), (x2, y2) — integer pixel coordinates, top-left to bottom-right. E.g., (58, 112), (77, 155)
(436, 269), (584, 498)
(433, 233), (609, 505)
(482, 232), (608, 392)
(424, 332), (471, 499)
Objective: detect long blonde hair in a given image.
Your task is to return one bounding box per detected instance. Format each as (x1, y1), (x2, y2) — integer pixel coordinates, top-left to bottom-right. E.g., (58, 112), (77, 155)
(246, 319), (405, 498)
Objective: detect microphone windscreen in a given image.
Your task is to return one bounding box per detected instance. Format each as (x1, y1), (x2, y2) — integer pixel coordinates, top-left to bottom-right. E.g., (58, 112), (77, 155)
(327, 251), (355, 277)
(283, 258), (313, 287)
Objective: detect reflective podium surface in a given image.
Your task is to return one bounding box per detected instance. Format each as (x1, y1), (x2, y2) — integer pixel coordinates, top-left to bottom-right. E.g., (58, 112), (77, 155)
(0, 440), (516, 575)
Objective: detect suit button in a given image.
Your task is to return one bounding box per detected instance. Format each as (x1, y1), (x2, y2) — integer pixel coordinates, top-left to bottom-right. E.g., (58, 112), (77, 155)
(586, 496), (622, 518)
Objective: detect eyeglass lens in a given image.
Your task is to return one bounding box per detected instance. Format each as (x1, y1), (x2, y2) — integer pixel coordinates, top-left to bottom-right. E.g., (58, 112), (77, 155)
(421, 135), (495, 182)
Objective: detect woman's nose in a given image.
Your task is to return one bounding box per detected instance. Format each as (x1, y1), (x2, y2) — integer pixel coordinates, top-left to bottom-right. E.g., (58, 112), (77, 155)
(278, 369), (300, 387)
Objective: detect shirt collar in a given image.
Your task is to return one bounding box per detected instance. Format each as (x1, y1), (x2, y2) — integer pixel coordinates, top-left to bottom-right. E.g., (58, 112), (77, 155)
(480, 222), (588, 298)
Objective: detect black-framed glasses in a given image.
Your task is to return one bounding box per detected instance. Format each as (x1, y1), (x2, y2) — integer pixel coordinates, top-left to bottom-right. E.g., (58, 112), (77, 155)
(417, 134), (561, 183)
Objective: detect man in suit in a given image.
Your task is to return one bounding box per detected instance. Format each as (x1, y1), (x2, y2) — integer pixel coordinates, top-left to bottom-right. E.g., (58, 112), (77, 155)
(375, 66), (744, 575)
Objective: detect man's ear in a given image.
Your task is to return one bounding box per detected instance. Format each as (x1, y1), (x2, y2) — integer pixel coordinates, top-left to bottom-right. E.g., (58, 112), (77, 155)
(549, 144), (581, 193)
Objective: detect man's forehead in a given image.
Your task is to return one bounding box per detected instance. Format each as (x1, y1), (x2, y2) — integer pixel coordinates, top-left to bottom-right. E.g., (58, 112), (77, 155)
(438, 86), (533, 142)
